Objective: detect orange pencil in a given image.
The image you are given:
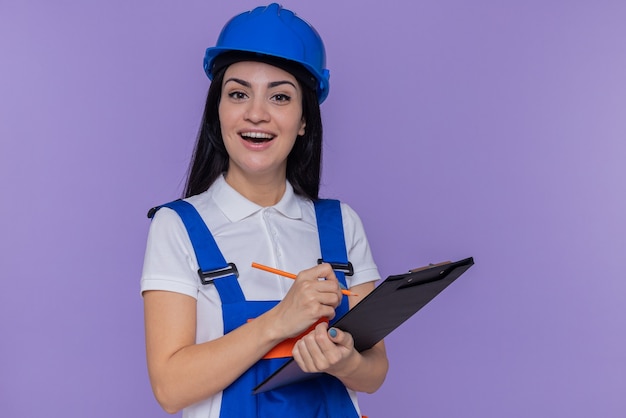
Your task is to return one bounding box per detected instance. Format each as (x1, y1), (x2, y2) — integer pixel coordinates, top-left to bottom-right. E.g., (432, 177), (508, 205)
(251, 262), (357, 296)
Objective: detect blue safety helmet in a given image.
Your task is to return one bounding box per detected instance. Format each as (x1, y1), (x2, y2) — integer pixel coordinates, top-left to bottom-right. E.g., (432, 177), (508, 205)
(203, 3), (330, 103)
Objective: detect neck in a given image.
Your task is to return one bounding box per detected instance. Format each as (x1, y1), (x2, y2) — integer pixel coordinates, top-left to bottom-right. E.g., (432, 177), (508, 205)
(224, 170), (287, 207)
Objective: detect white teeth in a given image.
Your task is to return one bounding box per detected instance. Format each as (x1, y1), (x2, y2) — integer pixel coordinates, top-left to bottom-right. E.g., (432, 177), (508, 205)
(241, 132), (274, 139)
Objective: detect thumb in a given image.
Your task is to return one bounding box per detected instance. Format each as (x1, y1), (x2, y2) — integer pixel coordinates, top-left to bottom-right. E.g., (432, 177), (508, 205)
(328, 327), (354, 350)
(328, 327), (342, 341)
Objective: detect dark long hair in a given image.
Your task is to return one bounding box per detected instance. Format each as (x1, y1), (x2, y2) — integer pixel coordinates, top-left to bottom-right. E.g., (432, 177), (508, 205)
(183, 65), (323, 200)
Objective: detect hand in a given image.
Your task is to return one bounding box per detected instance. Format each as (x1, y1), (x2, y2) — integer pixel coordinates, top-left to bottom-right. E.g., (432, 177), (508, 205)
(270, 263), (343, 339)
(292, 321), (359, 376)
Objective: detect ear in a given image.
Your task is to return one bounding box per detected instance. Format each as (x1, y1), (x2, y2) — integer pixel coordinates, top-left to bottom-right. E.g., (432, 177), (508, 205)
(298, 117), (306, 137)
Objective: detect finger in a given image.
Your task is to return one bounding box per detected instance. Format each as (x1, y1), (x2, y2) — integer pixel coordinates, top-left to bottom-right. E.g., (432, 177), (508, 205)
(297, 263), (336, 282)
(308, 322), (346, 370)
(312, 326), (357, 374)
(295, 264), (342, 297)
(293, 338), (316, 373)
(296, 283), (340, 314)
(314, 263), (343, 300)
(327, 327), (354, 350)
(300, 263), (340, 288)
(316, 291), (341, 309)
(315, 262), (338, 281)
(314, 304), (337, 321)
(302, 329), (331, 371)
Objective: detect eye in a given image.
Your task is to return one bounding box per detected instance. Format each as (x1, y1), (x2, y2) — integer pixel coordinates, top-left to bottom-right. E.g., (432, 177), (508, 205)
(271, 93), (291, 103)
(227, 91), (248, 101)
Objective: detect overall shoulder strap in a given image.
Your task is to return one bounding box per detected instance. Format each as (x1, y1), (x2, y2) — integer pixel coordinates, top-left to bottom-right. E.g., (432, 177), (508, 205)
(313, 199), (353, 277)
(314, 199), (351, 320)
(148, 200), (245, 302)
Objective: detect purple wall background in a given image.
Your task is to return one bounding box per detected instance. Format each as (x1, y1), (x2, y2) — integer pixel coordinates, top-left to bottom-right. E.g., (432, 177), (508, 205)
(1, 1), (625, 416)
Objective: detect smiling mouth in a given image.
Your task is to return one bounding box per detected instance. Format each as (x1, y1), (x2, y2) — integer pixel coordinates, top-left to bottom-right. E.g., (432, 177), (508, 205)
(240, 132), (275, 143)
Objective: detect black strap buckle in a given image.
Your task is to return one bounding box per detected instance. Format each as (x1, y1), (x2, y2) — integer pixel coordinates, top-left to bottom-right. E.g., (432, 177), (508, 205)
(197, 263), (239, 285)
(147, 206), (159, 219)
(147, 199), (183, 219)
(317, 259), (354, 276)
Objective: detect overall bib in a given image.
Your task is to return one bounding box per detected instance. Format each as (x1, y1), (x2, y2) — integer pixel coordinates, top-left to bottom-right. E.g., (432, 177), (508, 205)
(150, 199), (360, 418)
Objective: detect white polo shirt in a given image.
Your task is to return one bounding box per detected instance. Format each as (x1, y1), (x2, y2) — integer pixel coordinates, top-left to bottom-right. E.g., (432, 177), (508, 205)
(141, 175), (380, 417)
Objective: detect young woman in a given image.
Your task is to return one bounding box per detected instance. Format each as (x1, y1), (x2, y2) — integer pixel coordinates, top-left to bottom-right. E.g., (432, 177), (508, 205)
(141, 4), (388, 417)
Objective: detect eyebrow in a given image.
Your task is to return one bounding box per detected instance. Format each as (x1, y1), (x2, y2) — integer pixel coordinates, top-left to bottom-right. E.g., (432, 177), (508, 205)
(224, 77), (298, 90)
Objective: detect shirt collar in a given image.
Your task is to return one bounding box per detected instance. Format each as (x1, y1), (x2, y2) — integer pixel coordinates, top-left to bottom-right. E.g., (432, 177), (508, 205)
(211, 175), (303, 222)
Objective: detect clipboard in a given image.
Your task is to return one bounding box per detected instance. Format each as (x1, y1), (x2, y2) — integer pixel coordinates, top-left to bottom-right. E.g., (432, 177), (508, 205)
(253, 256), (474, 394)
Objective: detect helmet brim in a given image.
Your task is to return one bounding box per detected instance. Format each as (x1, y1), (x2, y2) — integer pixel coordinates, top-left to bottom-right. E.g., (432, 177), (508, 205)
(204, 47), (329, 104)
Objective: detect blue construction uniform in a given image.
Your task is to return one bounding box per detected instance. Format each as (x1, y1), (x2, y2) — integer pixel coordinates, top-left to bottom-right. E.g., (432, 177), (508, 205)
(149, 198), (359, 417)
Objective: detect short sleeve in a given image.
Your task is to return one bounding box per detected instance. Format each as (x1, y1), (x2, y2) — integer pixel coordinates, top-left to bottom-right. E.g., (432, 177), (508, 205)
(140, 207), (200, 299)
(340, 203), (380, 288)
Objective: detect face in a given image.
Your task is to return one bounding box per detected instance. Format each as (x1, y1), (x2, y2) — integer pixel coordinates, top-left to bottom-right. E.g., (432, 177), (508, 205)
(219, 61), (306, 184)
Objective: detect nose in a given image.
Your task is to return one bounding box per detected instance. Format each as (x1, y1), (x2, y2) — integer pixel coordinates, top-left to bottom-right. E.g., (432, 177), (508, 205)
(244, 96), (270, 124)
